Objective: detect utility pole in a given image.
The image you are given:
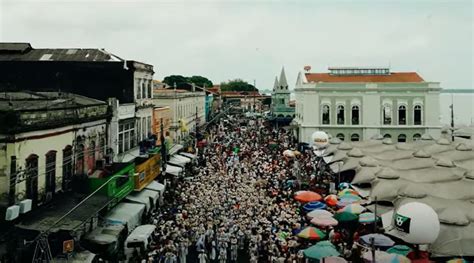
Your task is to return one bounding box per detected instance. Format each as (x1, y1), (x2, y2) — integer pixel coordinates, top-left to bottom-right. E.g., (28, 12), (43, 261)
(450, 94), (455, 142)
(253, 79), (256, 113)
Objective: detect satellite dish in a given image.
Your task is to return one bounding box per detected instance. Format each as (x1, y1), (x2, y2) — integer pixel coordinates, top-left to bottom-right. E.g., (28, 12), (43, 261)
(388, 202), (440, 244)
(304, 65), (311, 72)
(311, 131), (329, 150)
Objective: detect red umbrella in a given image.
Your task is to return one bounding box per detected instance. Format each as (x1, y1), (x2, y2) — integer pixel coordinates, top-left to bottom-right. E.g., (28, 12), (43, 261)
(324, 194), (338, 206)
(295, 191), (322, 203)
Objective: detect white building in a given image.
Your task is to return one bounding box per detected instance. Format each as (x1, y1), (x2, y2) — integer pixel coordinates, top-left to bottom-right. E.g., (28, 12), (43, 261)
(294, 67), (442, 143)
(153, 85), (205, 144)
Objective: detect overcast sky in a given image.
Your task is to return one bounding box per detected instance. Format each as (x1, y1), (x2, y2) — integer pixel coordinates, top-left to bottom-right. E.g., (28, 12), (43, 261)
(0, 0), (472, 90)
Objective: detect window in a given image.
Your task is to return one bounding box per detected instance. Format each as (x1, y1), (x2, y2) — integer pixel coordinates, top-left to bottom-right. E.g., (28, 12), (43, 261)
(351, 134), (360, 142)
(383, 134), (392, 139)
(322, 105), (330, 124)
(383, 105), (392, 125)
(142, 80), (146, 99)
(137, 80), (141, 99)
(25, 154), (39, 207)
(337, 105), (345, 125)
(147, 116), (152, 136)
(148, 81), (152, 99)
(89, 141), (96, 171)
(118, 121), (136, 153)
(142, 118), (146, 140)
(398, 134), (407, 142)
(45, 151), (56, 195)
(413, 133), (421, 141)
(398, 105), (406, 125)
(351, 105), (359, 125)
(414, 105), (422, 125)
(76, 144), (85, 175)
(336, 133), (345, 141)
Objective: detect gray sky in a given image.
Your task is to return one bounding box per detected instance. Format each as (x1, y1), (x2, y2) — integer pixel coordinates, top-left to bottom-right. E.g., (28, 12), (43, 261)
(0, 0), (472, 90)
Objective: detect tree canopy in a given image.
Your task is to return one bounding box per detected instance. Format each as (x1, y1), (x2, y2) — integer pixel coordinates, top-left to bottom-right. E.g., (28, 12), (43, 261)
(162, 75), (213, 91)
(220, 79), (257, 92)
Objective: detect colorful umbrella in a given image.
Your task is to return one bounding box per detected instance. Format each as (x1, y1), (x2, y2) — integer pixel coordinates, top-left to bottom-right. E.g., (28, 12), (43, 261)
(295, 191), (323, 203)
(310, 216), (338, 228)
(333, 212), (358, 222)
(283, 149), (295, 157)
(303, 241), (340, 260)
(307, 209), (334, 219)
(324, 194), (338, 206)
(387, 245), (414, 256)
(297, 226), (327, 240)
(322, 256), (348, 263)
(358, 212), (377, 224)
(362, 250), (411, 263)
(303, 201), (327, 212)
(338, 188), (359, 197)
(360, 233), (395, 247)
(337, 203), (366, 214)
(338, 182), (350, 190)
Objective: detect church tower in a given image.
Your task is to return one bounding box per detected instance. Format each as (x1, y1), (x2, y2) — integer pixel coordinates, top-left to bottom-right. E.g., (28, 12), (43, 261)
(270, 67), (294, 123)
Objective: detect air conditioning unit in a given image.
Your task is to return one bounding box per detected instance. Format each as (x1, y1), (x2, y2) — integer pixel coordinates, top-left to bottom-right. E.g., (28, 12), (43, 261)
(19, 199), (32, 213)
(5, 205), (20, 221)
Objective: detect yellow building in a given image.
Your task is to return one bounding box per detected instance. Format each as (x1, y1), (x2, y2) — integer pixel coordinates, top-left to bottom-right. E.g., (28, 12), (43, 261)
(152, 106), (171, 145)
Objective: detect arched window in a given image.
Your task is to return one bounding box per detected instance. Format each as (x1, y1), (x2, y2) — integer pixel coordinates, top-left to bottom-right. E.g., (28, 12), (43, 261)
(76, 144), (85, 176)
(336, 133), (345, 141)
(383, 105), (392, 125)
(322, 105), (330, 125)
(25, 154), (39, 207)
(89, 140), (96, 172)
(413, 133), (421, 141)
(383, 134), (392, 139)
(398, 105), (406, 125)
(337, 105), (345, 125)
(351, 134), (360, 141)
(351, 105), (359, 125)
(398, 134), (407, 142)
(414, 105), (422, 125)
(45, 151), (57, 196)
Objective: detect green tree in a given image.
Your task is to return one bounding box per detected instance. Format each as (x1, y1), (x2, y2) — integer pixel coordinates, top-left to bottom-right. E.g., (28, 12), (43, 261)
(262, 97), (272, 105)
(187, 76), (213, 88)
(220, 79), (257, 92)
(162, 75), (188, 89)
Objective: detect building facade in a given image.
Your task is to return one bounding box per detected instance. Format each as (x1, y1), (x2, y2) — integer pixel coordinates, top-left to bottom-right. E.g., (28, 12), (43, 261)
(294, 67), (442, 143)
(0, 92), (109, 216)
(152, 106), (171, 145)
(153, 87), (205, 144)
(0, 43), (155, 163)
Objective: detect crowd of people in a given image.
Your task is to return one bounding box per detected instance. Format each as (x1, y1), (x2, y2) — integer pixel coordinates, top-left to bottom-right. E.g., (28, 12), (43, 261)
(141, 115), (343, 263)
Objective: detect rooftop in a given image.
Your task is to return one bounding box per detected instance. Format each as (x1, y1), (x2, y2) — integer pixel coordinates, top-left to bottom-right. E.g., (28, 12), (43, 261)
(0, 43), (122, 62)
(305, 72), (424, 83)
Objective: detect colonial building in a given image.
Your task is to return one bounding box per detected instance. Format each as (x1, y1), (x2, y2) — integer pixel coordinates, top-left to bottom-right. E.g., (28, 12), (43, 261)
(0, 43), (155, 162)
(152, 106), (171, 146)
(0, 92), (109, 219)
(294, 67), (442, 143)
(270, 67), (295, 124)
(153, 85), (205, 144)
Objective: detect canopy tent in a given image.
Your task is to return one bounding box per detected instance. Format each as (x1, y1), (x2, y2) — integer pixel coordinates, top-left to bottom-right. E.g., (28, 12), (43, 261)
(179, 152), (197, 160)
(165, 164), (183, 176)
(168, 156), (188, 167)
(82, 224), (125, 255)
(105, 203), (146, 233)
(171, 154), (191, 164)
(168, 144), (183, 155)
(125, 189), (160, 213)
(145, 180), (165, 193)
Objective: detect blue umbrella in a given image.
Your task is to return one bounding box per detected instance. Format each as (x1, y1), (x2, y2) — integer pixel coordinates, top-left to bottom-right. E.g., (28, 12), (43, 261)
(360, 233), (395, 248)
(303, 201), (327, 212)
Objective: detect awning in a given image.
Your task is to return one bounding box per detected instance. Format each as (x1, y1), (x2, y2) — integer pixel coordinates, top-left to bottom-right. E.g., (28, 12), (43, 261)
(179, 152), (196, 160)
(168, 144), (183, 155)
(105, 203), (145, 233)
(171, 155), (191, 164)
(125, 189), (159, 213)
(168, 156), (188, 166)
(145, 181), (165, 193)
(165, 164), (183, 176)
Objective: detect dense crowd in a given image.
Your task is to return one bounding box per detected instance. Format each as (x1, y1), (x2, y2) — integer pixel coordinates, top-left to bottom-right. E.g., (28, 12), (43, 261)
(139, 115), (339, 263)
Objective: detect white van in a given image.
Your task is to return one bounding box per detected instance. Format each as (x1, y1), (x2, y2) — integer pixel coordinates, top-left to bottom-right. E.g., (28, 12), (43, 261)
(124, 224), (156, 261)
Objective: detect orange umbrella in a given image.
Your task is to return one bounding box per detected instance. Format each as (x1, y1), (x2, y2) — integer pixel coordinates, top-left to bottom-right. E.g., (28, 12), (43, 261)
(324, 194), (338, 206)
(295, 191), (322, 203)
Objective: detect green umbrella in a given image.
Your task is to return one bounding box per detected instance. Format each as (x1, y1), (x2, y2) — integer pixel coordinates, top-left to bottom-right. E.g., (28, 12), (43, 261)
(303, 241), (340, 261)
(333, 211), (358, 222)
(387, 245), (413, 256)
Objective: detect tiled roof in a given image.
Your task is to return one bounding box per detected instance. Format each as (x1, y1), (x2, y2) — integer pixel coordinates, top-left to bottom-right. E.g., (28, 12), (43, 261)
(305, 72), (424, 83)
